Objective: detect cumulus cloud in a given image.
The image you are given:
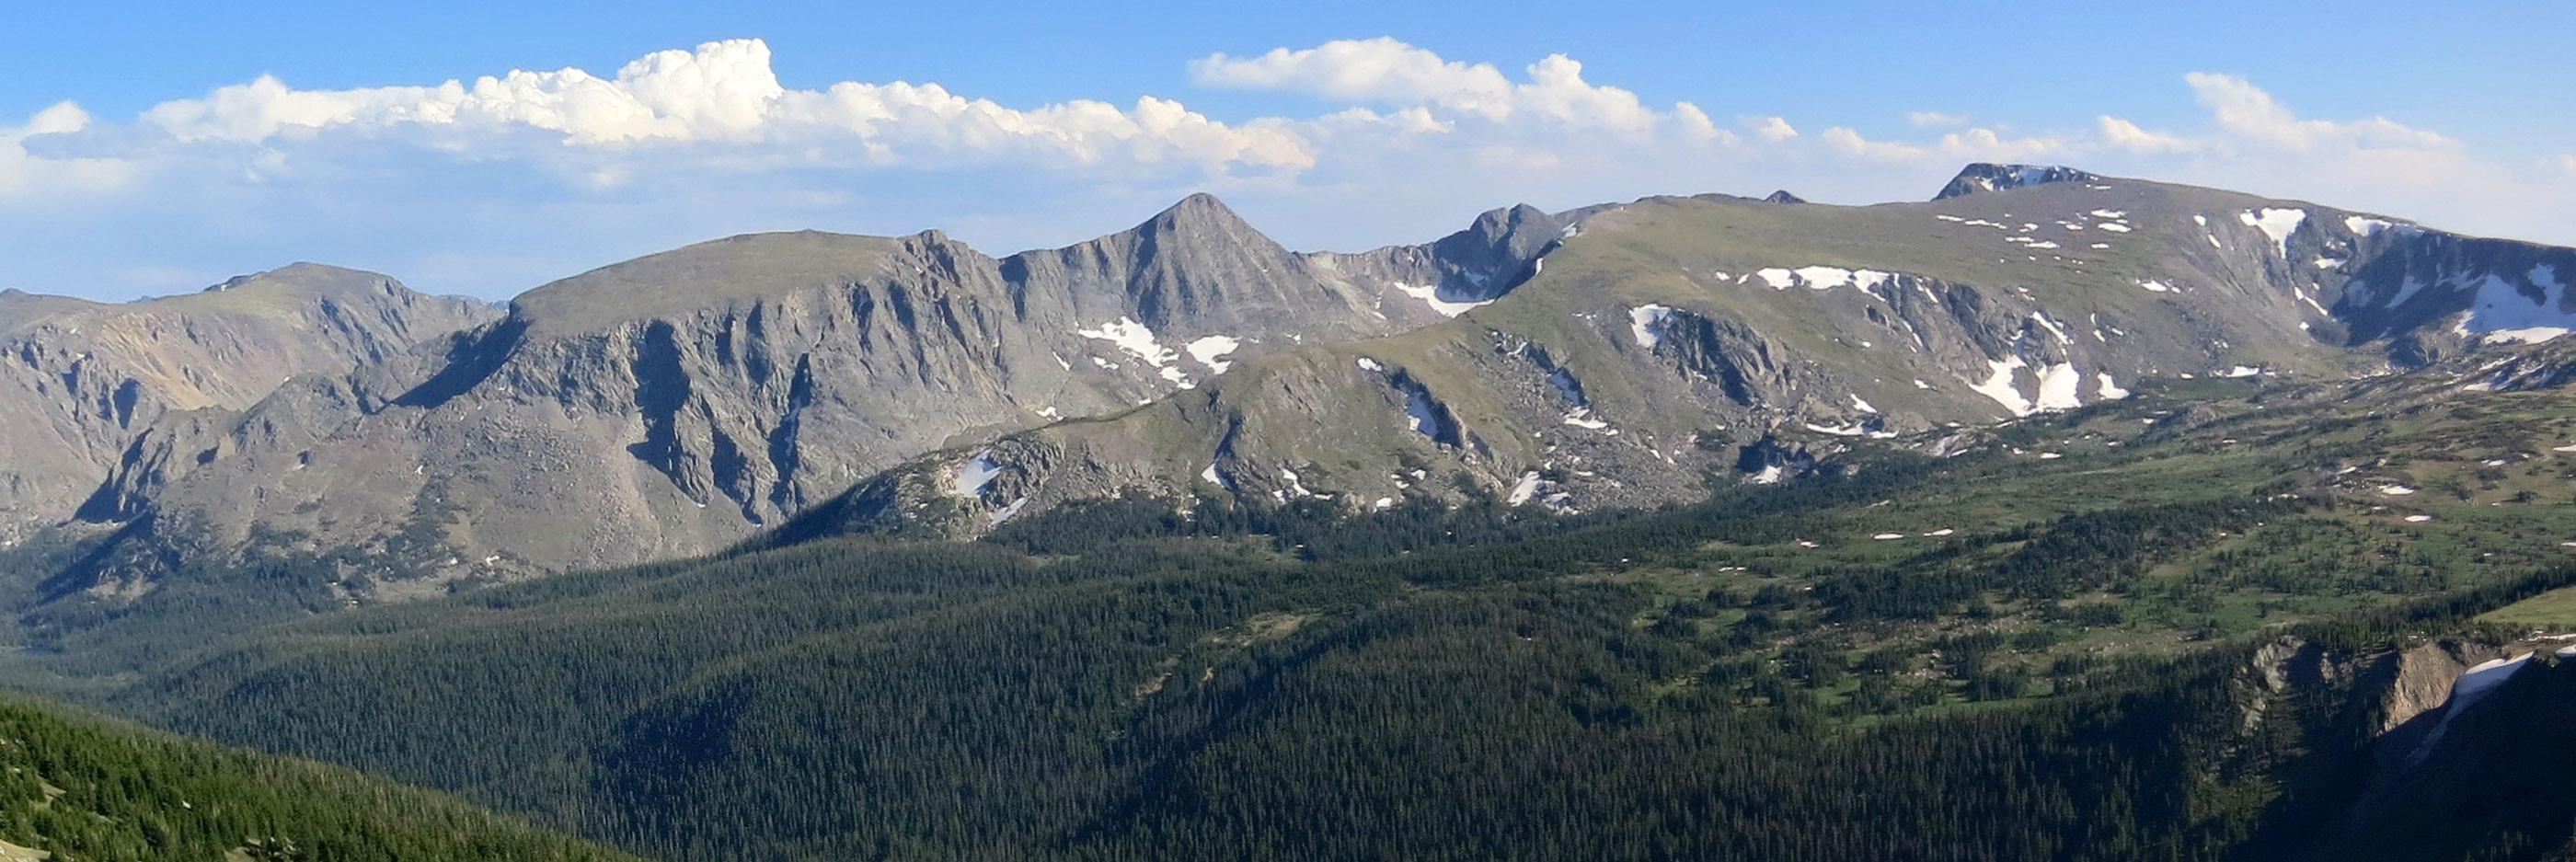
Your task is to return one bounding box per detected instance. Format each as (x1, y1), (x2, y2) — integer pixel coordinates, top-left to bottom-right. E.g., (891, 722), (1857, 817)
(1906, 110), (1966, 127)
(137, 39), (1311, 172)
(1190, 38), (1517, 117)
(1190, 37), (1716, 139)
(2096, 116), (2198, 154)
(0, 102), (129, 197)
(2181, 72), (2452, 153)
(1745, 115), (1798, 141)
(2077, 74), (2572, 247)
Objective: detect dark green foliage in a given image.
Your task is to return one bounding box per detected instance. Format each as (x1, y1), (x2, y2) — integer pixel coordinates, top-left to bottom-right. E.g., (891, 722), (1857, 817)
(8, 420), (2573, 861)
(0, 695), (637, 861)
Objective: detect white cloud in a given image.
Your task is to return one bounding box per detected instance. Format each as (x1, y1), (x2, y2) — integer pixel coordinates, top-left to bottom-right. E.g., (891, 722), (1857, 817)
(1746, 115), (1798, 141)
(2073, 74), (2574, 247)
(2096, 116), (2198, 154)
(0, 102), (128, 198)
(2182, 72), (2453, 153)
(1190, 37), (1698, 137)
(1906, 110), (1966, 127)
(137, 39), (1311, 172)
(1190, 38), (1516, 119)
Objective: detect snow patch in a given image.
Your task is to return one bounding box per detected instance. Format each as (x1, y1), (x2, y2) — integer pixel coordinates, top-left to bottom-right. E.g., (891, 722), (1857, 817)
(1078, 317), (1179, 368)
(2451, 266), (2576, 344)
(2094, 222), (2132, 233)
(2412, 653), (2534, 763)
(1356, 357), (1385, 373)
(1394, 282), (1493, 317)
(1849, 394), (1878, 414)
(988, 497), (1029, 525)
(1755, 268), (1797, 289)
(1545, 370), (1588, 409)
(1803, 421), (1891, 438)
(2478, 327), (2570, 345)
(952, 450), (1004, 497)
(2379, 485), (2418, 496)
(2139, 280), (2175, 293)
(2029, 313), (2074, 346)
(1969, 356), (2034, 417)
(2034, 362), (2084, 411)
(2239, 208), (2307, 257)
(1507, 471), (1547, 506)
(2222, 365), (2262, 378)
(2404, 514), (2433, 523)
(1628, 304), (1674, 348)
(1185, 336), (1241, 374)
(2344, 215), (2396, 236)
(1405, 388), (1444, 436)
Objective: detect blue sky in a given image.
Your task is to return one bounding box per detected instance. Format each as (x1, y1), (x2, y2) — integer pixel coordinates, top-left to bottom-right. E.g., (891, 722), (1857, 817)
(6, 0), (2572, 300)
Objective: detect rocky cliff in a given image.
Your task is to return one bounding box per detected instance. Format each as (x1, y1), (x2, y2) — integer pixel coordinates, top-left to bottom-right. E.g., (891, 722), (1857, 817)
(788, 167), (2576, 540)
(40, 164), (2576, 607)
(0, 265), (496, 546)
(55, 194), (1595, 596)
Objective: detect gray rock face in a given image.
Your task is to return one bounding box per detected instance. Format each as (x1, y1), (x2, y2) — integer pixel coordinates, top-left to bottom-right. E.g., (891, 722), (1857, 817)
(40, 166), (2576, 610)
(0, 265), (497, 545)
(63, 195), (1600, 592)
(1935, 163), (2104, 200)
(802, 173), (2576, 541)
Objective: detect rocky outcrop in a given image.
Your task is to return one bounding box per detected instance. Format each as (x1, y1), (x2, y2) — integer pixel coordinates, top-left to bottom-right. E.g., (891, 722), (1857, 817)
(2221, 636), (2576, 862)
(0, 265), (497, 544)
(52, 195), (1614, 596)
(776, 171), (2576, 541)
(39, 166), (2576, 611)
(1933, 163), (2103, 199)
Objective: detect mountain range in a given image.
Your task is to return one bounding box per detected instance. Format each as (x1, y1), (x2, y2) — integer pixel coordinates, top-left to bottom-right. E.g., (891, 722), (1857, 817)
(1, 164), (2563, 625)
(4, 163), (2576, 860)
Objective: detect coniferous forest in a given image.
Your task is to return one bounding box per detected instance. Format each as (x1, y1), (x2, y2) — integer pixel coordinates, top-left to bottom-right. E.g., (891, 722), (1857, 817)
(0, 433), (2555, 862)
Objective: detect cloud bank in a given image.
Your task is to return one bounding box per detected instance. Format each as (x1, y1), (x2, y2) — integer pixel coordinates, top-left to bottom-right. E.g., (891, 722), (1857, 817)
(4, 37), (2570, 301)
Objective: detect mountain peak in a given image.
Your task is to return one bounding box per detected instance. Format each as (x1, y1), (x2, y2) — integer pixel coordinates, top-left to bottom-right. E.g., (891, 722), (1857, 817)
(199, 262), (401, 298)
(1144, 192), (1249, 231)
(1763, 190), (1807, 204)
(1933, 163), (2103, 200)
